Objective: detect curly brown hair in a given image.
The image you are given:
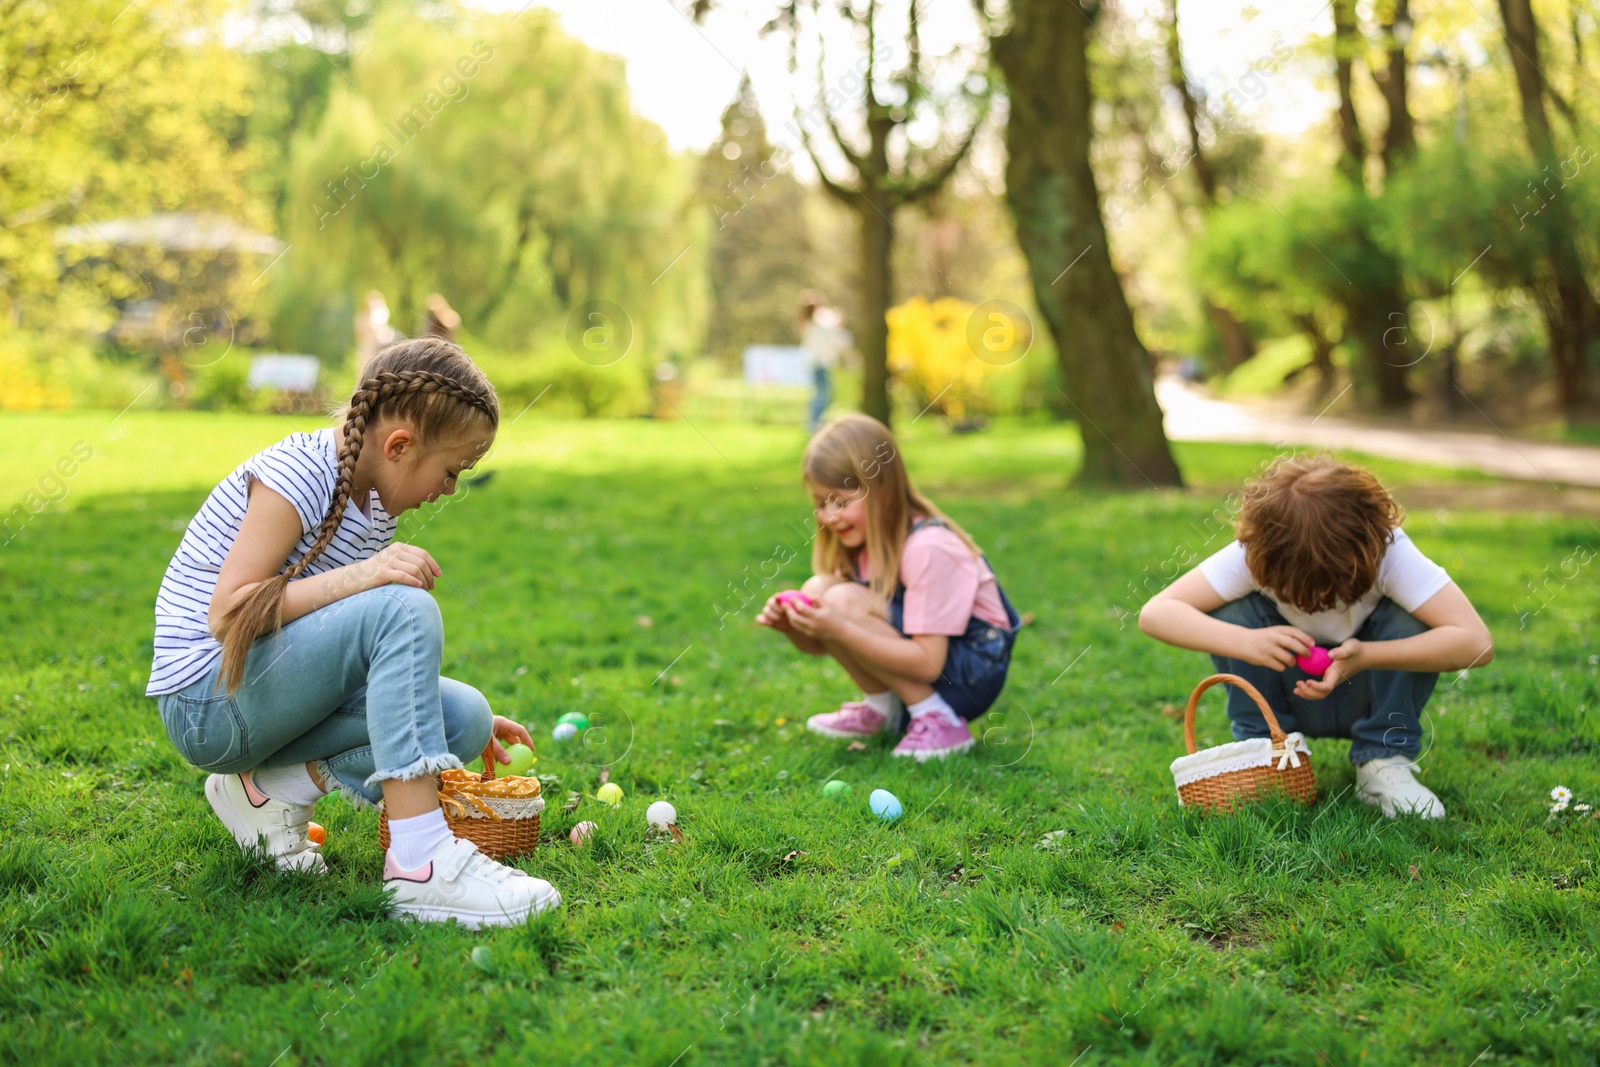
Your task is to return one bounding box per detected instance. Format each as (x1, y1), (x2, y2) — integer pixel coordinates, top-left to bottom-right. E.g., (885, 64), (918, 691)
(1236, 454), (1403, 614)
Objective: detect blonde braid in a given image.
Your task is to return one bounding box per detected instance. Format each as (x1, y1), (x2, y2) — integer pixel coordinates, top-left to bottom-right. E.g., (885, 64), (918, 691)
(290, 371), (494, 581)
(216, 360), (496, 691)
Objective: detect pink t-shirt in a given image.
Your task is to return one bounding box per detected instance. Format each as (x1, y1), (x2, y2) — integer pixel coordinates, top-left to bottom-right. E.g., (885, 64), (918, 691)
(858, 523), (1012, 636)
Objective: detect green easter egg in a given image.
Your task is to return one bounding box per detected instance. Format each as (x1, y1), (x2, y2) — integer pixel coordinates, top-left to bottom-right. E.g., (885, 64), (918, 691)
(502, 743), (536, 777)
(557, 711), (590, 731)
(822, 779), (851, 798)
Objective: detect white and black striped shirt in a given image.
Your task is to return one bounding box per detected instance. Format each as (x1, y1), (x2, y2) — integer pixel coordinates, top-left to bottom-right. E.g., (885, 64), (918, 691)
(147, 428), (395, 695)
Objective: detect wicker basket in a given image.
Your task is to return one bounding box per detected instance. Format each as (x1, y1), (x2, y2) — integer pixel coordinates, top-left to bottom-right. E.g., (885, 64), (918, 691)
(1170, 673), (1316, 812)
(379, 742), (544, 859)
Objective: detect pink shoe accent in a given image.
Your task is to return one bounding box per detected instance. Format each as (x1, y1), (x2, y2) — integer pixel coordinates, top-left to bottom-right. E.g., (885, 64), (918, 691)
(382, 852), (435, 883)
(892, 713), (975, 761)
(240, 771), (271, 808)
(806, 701), (887, 739)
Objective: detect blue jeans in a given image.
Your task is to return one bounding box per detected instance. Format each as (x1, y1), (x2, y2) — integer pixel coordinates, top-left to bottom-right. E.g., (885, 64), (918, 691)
(155, 585), (492, 807)
(1206, 593), (1437, 764)
(808, 365), (831, 432)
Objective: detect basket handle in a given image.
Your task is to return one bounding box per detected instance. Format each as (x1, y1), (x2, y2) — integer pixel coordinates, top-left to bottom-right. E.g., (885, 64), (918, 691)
(478, 742), (497, 782)
(1184, 673), (1287, 755)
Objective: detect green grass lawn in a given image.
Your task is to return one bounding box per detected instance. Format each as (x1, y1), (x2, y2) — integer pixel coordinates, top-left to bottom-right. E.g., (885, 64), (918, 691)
(2, 410), (1597, 1066)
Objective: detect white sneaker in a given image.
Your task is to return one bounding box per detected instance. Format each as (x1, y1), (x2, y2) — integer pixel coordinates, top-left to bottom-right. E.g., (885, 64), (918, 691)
(384, 837), (561, 929)
(1356, 756), (1445, 819)
(205, 772), (327, 873)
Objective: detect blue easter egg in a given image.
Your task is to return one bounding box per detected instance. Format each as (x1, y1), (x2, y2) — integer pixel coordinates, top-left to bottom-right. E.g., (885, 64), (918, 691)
(869, 788), (902, 821)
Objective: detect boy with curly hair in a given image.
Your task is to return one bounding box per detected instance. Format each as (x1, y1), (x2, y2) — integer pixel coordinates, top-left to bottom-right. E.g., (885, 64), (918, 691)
(1139, 454), (1495, 819)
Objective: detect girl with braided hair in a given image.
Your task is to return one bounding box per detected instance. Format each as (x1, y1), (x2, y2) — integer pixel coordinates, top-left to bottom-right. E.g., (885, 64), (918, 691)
(148, 338), (560, 928)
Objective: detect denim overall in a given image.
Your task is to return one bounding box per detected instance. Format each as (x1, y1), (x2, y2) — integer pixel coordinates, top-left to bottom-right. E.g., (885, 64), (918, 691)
(863, 518), (1023, 732)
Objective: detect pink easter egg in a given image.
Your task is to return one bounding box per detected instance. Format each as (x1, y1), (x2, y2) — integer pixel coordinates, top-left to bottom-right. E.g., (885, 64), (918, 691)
(1296, 645), (1333, 677)
(570, 821), (598, 845)
(775, 590), (816, 609)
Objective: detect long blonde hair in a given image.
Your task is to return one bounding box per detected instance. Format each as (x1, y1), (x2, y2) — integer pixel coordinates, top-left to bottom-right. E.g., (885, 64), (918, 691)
(803, 413), (980, 604)
(214, 337), (499, 690)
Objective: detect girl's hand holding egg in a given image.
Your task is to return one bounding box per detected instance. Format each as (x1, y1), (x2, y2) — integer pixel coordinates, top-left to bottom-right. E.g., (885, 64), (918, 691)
(756, 591), (807, 631)
(488, 715), (535, 773)
(784, 594), (839, 640)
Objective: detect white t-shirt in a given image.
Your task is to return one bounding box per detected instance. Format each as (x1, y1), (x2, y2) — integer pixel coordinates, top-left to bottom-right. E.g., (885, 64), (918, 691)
(801, 314), (850, 371)
(1197, 528), (1450, 645)
(147, 429), (394, 696)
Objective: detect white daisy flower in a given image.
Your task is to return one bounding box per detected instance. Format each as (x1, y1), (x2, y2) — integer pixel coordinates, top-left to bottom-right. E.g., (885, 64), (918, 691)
(1577, 804), (1592, 812)
(1552, 799), (1570, 813)
(1552, 786), (1573, 803)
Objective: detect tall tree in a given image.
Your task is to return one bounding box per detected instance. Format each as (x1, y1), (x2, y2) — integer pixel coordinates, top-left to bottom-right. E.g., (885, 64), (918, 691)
(1331, 0), (1412, 410)
(1496, 0), (1597, 411)
(769, 0), (988, 425)
(0, 0), (259, 332)
(1162, 0), (1255, 370)
(1373, 0), (1416, 171)
(698, 75), (816, 371)
(984, 0), (1182, 487)
(280, 8), (704, 359)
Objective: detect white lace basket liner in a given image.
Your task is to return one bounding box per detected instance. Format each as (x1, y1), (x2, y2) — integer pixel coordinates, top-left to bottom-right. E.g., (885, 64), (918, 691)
(1170, 673), (1318, 810)
(433, 761), (546, 824)
(1170, 733), (1311, 792)
(443, 790), (546, 821)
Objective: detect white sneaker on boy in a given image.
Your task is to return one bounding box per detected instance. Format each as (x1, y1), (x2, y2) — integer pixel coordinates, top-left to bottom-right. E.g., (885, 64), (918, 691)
(1356, 755), (1446, 819)
(384, 837), (561, 929)
(205, 772), (327, 874)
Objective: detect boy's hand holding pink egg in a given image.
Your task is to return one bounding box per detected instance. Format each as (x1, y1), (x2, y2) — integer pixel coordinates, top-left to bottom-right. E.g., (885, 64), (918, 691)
(1292, 639), (1365, 701)
(1238, 624), (1318, 672)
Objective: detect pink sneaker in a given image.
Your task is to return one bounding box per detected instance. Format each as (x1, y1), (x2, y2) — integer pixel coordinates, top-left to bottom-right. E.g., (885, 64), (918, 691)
(806, 701), (887, 738)
(892, 713), (975, 761)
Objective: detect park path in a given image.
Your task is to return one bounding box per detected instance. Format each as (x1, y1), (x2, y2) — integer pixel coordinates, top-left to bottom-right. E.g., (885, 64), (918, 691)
(1156, 377), (1600, 489)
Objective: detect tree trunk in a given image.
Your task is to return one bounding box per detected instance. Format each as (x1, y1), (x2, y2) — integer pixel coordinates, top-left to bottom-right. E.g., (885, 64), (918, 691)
(1164, 0), (1254, 370)
(1377, 0), (1416, 172)
(1293, 312), (1337, 401)
(1333, 0), (1411, 411)
(1333, 0), (1366, 185)
(1207, 301), (1256, 369)
(1497, 0), (1596, 412)
(856, 191), (894, 425)
(992, 0), (1181, 487)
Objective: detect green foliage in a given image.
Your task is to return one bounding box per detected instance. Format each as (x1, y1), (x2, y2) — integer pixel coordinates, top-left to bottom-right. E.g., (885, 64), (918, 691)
(273, 6), (706, 368)
(3, 412), (1598, 1063)
(698, 76), (816, 370)
(1214, 335), (1319, 397)
(0, 0), (264, 334)
(1197, 180), (1403, 320)
(1381, 138), (1600, 299)
(0, 330), (153, 412)
(471, 339), (650, 420)
(188, 357), (272, 415)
